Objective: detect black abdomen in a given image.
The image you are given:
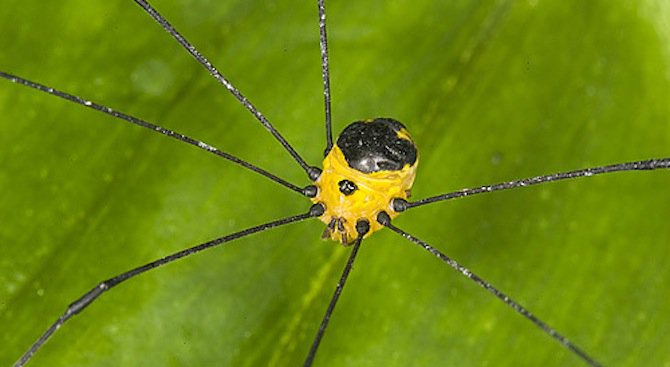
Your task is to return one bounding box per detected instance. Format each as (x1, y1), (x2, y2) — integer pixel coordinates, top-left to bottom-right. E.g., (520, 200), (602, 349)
(336, 118), (417, 173)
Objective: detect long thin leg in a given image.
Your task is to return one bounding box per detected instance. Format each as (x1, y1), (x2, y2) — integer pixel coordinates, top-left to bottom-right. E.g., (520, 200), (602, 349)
(395, 158), (670, 211)
(0, 71), (307, 195)
(132, 0), (320, 180)
(304, 220), (370, 367)
(13, 204), (325, 367)
(317, 0), (333, 156)
(377, 211), (603, 367)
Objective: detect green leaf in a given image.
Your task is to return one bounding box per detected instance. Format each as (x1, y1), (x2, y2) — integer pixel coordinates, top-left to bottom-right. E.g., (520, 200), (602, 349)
(1, 0), (669, 366)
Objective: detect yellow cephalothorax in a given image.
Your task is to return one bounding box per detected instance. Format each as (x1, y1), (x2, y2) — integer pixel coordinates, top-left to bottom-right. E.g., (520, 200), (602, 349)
(311, 118), (418, 244)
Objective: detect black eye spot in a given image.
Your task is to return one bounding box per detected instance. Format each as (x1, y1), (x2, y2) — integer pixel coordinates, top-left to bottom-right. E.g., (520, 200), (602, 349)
(338, 180), (357, 195)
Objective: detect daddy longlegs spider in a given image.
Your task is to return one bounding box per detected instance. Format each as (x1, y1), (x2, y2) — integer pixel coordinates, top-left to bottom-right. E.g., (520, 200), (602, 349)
(1, 0), (669, 366)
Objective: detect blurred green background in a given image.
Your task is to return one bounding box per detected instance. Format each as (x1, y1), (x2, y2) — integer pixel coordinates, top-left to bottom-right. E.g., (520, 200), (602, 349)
(1, 0), (669, 366)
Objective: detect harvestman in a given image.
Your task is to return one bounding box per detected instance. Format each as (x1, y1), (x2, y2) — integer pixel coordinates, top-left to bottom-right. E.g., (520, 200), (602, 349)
(2, 0), (669, 366)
